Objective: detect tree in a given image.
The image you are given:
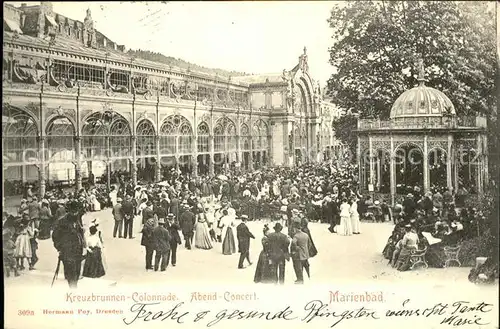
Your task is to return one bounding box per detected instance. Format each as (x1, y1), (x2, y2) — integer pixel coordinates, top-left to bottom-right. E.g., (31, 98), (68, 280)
(326, 1), (496, 119)
(331, 114), (358, 157)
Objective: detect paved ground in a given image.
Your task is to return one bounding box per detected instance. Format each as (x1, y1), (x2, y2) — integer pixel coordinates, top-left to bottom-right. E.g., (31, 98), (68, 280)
(4, 207), (492, 287)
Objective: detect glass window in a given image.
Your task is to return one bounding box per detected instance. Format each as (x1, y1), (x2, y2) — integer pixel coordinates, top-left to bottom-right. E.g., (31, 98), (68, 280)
(136, 120), (155, 157)
(197, 122), (209, 153)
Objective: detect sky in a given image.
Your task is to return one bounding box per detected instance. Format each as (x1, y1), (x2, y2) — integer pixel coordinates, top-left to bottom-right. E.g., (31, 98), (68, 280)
(8, 1), (339, 87)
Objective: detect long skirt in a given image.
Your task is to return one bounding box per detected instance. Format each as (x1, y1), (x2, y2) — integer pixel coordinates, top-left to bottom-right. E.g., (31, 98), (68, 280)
(302, 228), (318, 258)
(194, 222), (213, 250)
(222, 227), (236, 255)
(351, 214), (360, 233)
(82, 247), (106, 278)
(426, 243), (446, 268)
(339, 215), (352, 236)
(395, 246), (417, 271)
(14, 234), (32, 258)
(254, 251), (274, 283)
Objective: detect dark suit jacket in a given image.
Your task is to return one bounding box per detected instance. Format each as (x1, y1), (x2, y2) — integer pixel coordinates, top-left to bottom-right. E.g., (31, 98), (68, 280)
(166, 221), (182, 245)
(170, 198), (179, 218)
(179, 210), (196, 234)
(142, 207), (155, 225)
(236, 222), (255, 253)
(291, 231), (310, 261)
(121, 200), (134, 217)
(267, 231), (290, 263)
(153, 225), (171, 253)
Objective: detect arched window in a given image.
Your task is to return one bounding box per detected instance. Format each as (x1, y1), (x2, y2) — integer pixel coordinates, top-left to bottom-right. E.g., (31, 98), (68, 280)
(109, 118), (131, 157)
(136, 120), (155, 157)
(226, 122), (236, 152)
(240, 124), (250, 152)
(178, 123), (193, 154)
(197, 122), (209, 153)
(213, 116), (236, 153)
(46, 117), (75, 163)
(159, 115), (193, 156)
(81, 111), (131, 160)
(214, 124), (224, 153)
(2, 106), (38, 164)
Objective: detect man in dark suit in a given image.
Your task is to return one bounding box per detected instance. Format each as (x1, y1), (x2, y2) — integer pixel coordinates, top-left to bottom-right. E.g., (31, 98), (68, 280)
(266, 222), (290, 284)
(179, 203), (196, 250)
(236, 215), (255, 269)
(121, 195), (135, 239)
(291, 224), (311, 284)
(166, 213), (182, 266)
(153, 218), (171, 272)
(52, 201), (85, 288)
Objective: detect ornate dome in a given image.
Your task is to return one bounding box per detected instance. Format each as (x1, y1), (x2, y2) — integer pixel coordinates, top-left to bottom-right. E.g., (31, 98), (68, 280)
(390, 61), (455, 119)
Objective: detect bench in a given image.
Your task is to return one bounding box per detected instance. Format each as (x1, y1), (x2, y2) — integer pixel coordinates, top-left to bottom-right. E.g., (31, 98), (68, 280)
(410, 247), (428, 270)
(444, 245), (461, 268)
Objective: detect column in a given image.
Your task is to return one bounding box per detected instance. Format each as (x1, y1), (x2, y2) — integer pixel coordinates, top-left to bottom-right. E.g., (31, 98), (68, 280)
(249, 132), (254, 171)
(447, 134), (453, 190)
(476, 135), (483, 194)
(483, 134), (489, 185)
(155, 135), (161, 181)
(423, 136), (429, 193)
(74, 137), (82, 192)
(131, 136), (137, 186)
(38, 136), (46, 198)
(209, 135), (214, 176)
(390, 136), (396, 206)
(357, 137), (361, 185)
(267, 134), (272, 166)
(236, 135), (241, 168)
(368, 136), (374, 188)
(105, 136), (111, 190)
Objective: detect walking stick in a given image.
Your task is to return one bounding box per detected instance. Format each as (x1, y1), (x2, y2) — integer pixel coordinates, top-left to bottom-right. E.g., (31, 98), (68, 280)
(51, 257), (61, 288)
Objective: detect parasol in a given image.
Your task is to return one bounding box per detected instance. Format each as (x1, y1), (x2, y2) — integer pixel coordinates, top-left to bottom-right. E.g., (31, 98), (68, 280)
(217, 174), (228, 181)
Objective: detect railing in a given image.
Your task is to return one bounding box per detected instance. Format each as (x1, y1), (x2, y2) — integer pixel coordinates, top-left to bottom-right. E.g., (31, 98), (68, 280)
(358, 116), (487, 130)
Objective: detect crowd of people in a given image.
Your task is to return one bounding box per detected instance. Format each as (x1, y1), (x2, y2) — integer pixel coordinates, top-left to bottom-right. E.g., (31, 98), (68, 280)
(382, 189), (485, 272)
(3, 160), (497, 286)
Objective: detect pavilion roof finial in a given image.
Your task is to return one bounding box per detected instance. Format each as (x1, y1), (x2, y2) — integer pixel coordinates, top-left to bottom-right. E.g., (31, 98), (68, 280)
(417, 57), (426, 86)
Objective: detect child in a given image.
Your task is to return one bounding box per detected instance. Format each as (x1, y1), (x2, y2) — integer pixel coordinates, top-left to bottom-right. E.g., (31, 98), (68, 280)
(3, 229), (19, 277)
(14, 219), (34, 270)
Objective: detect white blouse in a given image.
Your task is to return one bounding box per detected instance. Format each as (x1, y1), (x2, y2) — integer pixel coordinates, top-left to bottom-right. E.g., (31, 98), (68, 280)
(86, 234), (103, 250)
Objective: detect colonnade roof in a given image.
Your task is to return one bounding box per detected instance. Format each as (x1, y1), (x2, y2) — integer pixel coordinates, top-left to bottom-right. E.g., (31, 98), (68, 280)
(3, 31), (251, 87)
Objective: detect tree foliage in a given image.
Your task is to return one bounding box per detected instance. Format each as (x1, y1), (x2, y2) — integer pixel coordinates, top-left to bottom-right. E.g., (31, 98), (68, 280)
(326, 1), (496, 119)
(331, 114), (358, 157)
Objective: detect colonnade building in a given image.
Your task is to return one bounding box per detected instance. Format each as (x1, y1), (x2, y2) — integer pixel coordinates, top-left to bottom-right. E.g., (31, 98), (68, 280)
(3, 2), (340, 197)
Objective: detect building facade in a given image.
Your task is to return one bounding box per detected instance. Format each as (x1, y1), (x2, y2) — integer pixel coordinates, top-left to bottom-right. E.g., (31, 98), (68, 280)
(2, 2), (338, 198)
(356, 61), (489, 205)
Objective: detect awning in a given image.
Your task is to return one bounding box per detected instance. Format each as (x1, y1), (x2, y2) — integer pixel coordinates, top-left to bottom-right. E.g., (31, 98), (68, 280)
(3, 18), (23, 34)
(45, 14), (58, 27)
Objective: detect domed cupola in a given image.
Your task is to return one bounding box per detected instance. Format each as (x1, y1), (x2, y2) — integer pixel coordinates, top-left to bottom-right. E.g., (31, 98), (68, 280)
(390, 59), (455, 119)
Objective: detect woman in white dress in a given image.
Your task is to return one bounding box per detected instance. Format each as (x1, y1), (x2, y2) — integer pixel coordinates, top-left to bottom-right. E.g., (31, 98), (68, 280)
(89, 191), (101, 212)
(82, 225), (105, 278)
(213, 205), (223, 242)
(339, 198), (352, 236)
(350, 197), (360, 234)
(194, 209), (213, 250)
